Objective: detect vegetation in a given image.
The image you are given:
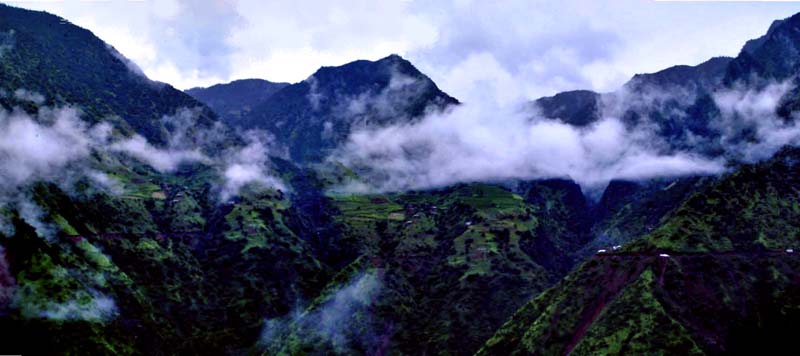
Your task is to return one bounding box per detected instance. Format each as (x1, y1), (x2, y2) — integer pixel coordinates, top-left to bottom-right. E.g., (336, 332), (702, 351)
(1, 4), (800, 355)
(478, 148), (800, 355)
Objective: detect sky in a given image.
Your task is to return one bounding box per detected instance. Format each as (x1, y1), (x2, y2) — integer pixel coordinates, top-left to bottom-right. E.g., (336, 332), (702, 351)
(6, 0), (800, 102)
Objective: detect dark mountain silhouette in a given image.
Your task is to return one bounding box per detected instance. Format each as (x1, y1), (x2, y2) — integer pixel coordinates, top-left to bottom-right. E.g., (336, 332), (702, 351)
(221, 54), (457, 162)
(186, 79), (289, 124)
(0, 4), (220, 146)
(0, 3), (799, 355)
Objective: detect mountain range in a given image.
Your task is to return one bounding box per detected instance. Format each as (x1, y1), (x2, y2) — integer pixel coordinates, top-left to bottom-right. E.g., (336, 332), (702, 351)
(0, 3), (798, 355)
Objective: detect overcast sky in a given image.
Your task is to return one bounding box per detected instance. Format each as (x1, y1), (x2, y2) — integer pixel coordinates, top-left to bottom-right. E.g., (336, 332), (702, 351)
(7, 0), (800, 102)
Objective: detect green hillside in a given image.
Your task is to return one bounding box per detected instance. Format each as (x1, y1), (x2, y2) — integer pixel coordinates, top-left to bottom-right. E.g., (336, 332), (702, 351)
(478, 148), (800, 355)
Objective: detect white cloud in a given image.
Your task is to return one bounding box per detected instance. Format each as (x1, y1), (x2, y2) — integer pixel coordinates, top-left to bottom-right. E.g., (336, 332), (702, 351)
(109, 135), (207, 172)
(260, 272), (382, 351)
(332, 99), (726, 193)
(0, 107), (93, 189)
(713, 80), (800, 162)
(10, 0), (798, 96)
(219, 132), (285, 201)
(38, 291), (118, 322)
(87, 170), (124, 196)
(13, 88), (45, 105)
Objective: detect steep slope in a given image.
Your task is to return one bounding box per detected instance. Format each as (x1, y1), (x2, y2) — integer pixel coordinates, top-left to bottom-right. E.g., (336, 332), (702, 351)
(0, 4), (220, 146)
(0, 162), (337, 354)
(260, 183), (594, 355)
(533, 56), (731, 127)
(579, 177), (711, 258)
(534, 90), (600, 127)
(237, 54), (458, 163)
(0, 5), (328, 354)
(2, 4), (800, 355)
(724, 13), (800, 85)
(726, 13), (800, 119)
(626, 56), (732, 93)
(478, 147), (800, 355)
(186, 79), (289, 125)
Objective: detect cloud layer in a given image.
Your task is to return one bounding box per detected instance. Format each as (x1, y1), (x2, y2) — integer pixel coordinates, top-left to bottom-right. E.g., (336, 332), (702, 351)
(0, 96), (284, 237)
(220, 132), (285, 201)
(331, 71), (800, 194)
(260, 272), (382, 353)
(12, 0), (800, 98)
(334, 100), (725, 193)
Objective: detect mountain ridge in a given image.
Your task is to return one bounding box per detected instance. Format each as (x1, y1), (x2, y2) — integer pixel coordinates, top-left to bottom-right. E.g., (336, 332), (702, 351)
(0, 3), (799, 355)
(185, 79), (289, 125)
(193, 53), (458, 163)
(0, 4), (224, 147)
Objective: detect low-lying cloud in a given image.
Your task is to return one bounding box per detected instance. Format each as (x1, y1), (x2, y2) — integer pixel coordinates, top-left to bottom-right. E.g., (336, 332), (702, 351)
(333, 98), (724, 193)
(0, 107), (93, 190)
(0, 93), (285, 237)
(331, 73), (800, 194)
(36, 289), (118, 322)
(0, 106), (112, 238)
(712, 81), (800, 162)
(13, 89), (45, 105)
(109, 135), (208, 172)
(260, 272), (382, 353)
(220, 131), (285, 201)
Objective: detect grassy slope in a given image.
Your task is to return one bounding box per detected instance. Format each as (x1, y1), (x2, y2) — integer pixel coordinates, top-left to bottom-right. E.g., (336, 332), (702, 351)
(0, 4), (222, 146)
(262, 183), (591, 355)
(478, 147), (800, 355)
(0, 161), (333, 355)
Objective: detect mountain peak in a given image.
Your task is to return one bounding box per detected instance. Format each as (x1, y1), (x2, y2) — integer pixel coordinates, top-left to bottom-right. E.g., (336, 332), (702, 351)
(233, 55), (457, 163)
(534, 90), (600, 126)
(185, 78), (289, 124)
(741, 18), (787, 55)
(304, 54), (433, 96)
(626, 56), (732, 92)
(725, 12), (800, 84)
(0, 3), (219, 146)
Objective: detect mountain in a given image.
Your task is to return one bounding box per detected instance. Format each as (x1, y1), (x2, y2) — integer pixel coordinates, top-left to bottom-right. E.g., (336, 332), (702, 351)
(533, 14), (800, 158)
(2, 3), (800, 356)
(262, 183), (594, 354)
(741, 19), (786, 55)
(478, 147), (800, 355)
(480, 14), (800, 355)
(533, 56), (731, 128)
(230, 54), (458, 163)
(538, 57), (736, 136)
(626, 56), (732, 93)
(534, 90), (601, 127)
(186, 79), (289, 125)
(725, 14), (800, 118)
(0, 5), (324, 354)
(0, 4), (222, 147)
(0, 8), (580, 354)
(725, 14), (800, 84)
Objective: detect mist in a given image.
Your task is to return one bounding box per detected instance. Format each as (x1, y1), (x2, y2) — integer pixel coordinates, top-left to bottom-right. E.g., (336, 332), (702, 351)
(260, 272), (383, 353)
(712, 80), (800, 162)
(0, 95), (285, 238)
(331, 86), (724, 193)
(109, 135), (208, 172)
(36, 289), (118, 322)
(329, 69), (800, 194)
(219, 131), (285, 201)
